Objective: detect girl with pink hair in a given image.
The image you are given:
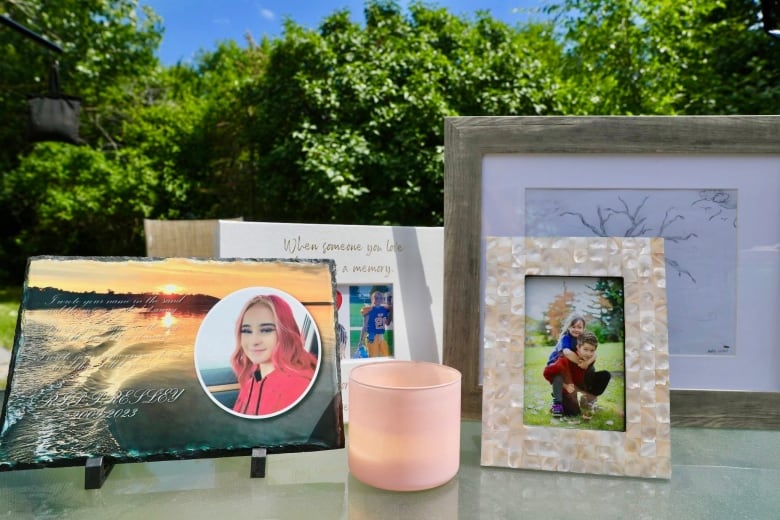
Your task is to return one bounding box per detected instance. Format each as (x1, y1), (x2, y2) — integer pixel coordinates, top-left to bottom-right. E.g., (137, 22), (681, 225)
(231, 294), (317, 416)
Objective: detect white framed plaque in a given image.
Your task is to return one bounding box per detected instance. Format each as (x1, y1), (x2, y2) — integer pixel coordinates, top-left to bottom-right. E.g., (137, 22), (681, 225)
(218, 221), (443, 420)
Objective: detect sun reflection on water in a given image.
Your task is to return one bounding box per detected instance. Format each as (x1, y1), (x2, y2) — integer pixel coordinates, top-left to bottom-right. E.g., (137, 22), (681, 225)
(161, 311), (177, 330)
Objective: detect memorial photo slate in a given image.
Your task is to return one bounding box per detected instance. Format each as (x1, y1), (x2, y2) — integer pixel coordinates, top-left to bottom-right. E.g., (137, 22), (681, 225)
(0, 257), (344, 470)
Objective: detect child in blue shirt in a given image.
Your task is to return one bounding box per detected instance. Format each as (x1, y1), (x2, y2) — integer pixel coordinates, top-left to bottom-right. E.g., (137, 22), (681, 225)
(360, 290), (392, 357)
(545, 313), (595, 417)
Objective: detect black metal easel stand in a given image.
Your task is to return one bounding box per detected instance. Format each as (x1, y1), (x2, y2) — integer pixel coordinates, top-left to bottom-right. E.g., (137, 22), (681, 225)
(250, 448), (267, 478)
(82, 449), (267, 489)
(84, 456), (115, 490)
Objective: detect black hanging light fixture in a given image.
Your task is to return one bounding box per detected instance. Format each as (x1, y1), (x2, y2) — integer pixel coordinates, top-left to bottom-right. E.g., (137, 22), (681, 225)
(1, 13), (84, 145)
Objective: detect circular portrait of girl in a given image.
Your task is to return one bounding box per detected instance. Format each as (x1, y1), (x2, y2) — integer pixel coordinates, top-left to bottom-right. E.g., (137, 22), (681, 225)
(194, 287), (321, 419)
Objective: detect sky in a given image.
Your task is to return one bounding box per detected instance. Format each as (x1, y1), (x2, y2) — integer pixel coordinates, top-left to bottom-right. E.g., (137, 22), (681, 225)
(142, 1), (546, 65)
(28, 257), (334, 301)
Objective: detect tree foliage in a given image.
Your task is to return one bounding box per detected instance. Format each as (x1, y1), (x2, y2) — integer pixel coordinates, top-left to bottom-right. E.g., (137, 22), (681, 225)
(243, 1), (560, 225)
(0, 0), (777, 283)
(546, 0), (780, 114)
(1, 143), (158, 263)
(545, 289), (576, 341)
(586, 278), (624, 343)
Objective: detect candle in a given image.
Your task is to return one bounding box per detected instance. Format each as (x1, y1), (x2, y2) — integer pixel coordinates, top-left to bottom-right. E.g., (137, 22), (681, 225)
(348, 475), (459, 518)
(348, 360), (462, 491)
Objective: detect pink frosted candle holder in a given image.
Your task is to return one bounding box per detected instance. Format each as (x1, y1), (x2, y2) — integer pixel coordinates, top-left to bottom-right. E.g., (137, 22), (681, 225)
(348, 360), (462, 492)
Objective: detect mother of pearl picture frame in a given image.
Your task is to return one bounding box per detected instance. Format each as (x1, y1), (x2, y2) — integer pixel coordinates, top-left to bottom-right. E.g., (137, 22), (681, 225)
(481, 236), (671, 478)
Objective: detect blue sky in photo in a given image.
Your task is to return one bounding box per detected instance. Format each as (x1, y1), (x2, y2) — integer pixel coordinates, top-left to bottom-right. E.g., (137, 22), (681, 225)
(142, 1), (547, 65)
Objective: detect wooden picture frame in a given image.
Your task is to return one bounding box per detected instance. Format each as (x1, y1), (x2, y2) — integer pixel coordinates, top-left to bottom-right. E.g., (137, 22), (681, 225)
(481, 236), (670, 478)
(443, 116), (780, 420)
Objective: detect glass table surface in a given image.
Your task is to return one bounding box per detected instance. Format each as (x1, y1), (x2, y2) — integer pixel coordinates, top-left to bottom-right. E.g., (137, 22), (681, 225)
(1, 420), (779, 519)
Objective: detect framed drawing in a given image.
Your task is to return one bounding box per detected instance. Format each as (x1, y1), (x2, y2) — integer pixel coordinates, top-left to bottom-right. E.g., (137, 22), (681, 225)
(0, 257), (344, 471)
(481, 236), (670, 478)
(218, 220), (443, 420)
(443, 116), (780, 419)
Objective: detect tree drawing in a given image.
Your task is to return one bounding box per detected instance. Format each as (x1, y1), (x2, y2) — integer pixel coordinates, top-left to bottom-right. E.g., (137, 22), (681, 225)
(691, 190), (737, 227)
(525, 188), (738, 356)
(559, 195), (698, 282)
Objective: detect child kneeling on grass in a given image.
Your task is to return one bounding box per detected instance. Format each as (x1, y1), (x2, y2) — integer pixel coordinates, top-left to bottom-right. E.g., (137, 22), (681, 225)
(543, 330), (611, 419)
